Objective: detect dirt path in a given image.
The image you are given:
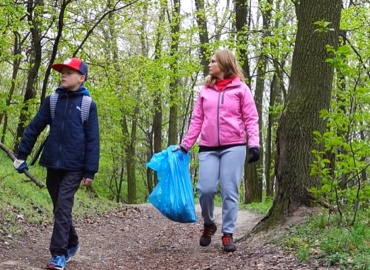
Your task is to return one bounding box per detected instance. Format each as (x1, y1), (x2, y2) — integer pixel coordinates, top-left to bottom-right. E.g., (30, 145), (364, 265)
(0, 204), (328, 269)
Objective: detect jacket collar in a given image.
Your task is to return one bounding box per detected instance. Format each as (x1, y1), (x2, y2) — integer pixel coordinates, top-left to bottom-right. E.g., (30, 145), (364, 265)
(210, 77), (243, 91)
(56, 84), (91, 97)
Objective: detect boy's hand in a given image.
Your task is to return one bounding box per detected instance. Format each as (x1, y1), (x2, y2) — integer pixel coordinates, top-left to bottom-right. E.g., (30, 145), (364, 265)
(13, 159), (28, 173)
(83, 178), (93, 186)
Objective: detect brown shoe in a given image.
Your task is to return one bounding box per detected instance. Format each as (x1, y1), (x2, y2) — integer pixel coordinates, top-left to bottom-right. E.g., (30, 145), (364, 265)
(222, 233), (236, 252)
(199, 223), (217, 246)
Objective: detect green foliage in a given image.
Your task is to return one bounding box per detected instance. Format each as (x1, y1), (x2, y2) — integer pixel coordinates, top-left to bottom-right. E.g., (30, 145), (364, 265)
(0, 153), (117, 240)
(239, 198), (273, 214)
(302, 7), (370, 268)
(313, 20), (335, 33)
(281, 211), (370, 269)
(310, 38), (370, 224)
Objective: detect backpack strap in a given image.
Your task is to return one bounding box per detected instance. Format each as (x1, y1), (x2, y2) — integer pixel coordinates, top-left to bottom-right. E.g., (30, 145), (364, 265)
(50, 93), (59, 121)
(50, 93), (92, 123)
(81, 95), (92, 123)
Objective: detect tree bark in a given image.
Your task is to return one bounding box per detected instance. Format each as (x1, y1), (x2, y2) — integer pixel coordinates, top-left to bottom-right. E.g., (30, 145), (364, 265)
(39, 0), (71, 106)
(253, 0), (342, 232)
(150, 1), (166, 188)
(194, 0), (209, 78)
(167, 0), (181, 146)
(14, 0), (43, 154)
(0, 31), (22, 144)
(234, 0), (251, 85)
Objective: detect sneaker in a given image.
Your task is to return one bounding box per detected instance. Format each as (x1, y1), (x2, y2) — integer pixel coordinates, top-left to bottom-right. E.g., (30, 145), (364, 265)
(47, 255), (66, 270)
(199, 222), (217, 247)
(65, 244), (80, 262)
(222, 233), (236, 252)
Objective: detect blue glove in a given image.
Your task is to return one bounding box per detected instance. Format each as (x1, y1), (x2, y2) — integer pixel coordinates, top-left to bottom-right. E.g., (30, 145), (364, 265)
(247, 147), (259, 163)
(14, 159), (28, 173)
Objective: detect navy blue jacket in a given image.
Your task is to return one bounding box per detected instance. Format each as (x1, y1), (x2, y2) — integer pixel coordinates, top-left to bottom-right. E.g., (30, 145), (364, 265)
(17, 85), (100, 179)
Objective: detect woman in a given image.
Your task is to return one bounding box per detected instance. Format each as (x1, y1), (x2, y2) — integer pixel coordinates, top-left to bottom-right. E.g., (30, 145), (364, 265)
(175, 50), (259, 252)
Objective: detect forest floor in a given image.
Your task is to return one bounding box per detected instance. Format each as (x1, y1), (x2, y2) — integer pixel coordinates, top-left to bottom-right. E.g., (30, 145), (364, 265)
(0, 203), (338, 270)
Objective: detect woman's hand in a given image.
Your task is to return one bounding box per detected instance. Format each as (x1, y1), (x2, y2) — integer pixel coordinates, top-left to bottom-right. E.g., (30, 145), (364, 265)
(172, 145), (188, 154)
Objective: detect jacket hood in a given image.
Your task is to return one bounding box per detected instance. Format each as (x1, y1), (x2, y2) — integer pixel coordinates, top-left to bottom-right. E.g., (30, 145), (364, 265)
(227, 77), (243, 88)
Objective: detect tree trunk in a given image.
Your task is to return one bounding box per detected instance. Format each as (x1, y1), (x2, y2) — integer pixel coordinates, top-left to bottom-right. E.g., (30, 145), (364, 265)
(234, 0), (251, 85)
(234, 0), (254, 204)
(265, 73), (277, 197)
(264, 0), (285, 198)
(254, 0), (342, 232)
(40, 0), (71, 106)
(167, 0), (181, 146)
(0, 32), (22, 144)
(14, 0), (43, 154)
(194, 0), (209, 78)
(246, 0), (273, 203)
(123, 107), (138, 204)
(150, 1), (166, 188)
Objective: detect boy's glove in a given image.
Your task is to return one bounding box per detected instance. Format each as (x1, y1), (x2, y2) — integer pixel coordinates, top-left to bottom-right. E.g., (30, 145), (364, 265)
(13, 159), (28, 173)
(247, 147), (259, 163)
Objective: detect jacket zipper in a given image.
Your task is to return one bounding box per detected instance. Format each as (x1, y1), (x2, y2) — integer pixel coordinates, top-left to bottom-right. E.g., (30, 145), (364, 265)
(56, 95), (69, 167)
(217, 90), (221, 146)
(214, 83), (241, 146)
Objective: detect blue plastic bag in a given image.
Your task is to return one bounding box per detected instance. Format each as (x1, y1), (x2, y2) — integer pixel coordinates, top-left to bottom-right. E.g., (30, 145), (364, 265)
(146, 145), (197, 223)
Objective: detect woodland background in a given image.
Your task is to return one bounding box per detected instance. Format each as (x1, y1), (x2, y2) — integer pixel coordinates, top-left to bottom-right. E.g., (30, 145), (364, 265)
(1, 0), (370, 244)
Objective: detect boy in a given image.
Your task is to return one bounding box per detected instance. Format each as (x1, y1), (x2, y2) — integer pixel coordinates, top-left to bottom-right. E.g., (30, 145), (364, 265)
(13, 58), (100, 270)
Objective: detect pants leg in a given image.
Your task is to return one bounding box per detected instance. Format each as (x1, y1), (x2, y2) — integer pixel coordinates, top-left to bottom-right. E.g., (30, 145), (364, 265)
(46, 169), (82, 256)
(197, 151), (220, 225)
(219, 146), (246, 234)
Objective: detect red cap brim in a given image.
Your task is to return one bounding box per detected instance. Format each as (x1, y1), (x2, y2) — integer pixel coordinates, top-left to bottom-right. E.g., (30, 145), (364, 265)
(51, 63), (81, 74)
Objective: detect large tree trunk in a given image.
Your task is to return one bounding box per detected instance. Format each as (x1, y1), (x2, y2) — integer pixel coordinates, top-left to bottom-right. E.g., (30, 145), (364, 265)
(254, 0), (342, 232)
(167, 0), (181, 146)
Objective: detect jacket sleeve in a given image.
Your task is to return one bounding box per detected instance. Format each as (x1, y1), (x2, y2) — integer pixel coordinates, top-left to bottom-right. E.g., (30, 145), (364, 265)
(83, 100), (100, 179)
(17, 97), (52, 160)
(240, 85), (260, 148)
(181, 90), (204, 151)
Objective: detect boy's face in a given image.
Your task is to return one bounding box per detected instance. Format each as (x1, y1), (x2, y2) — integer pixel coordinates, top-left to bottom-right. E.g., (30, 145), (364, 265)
(60, 67), (86, 90)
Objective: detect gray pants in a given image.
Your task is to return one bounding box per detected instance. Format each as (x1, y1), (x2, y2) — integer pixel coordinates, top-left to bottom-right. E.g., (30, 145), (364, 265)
(197, 145), (246, 234)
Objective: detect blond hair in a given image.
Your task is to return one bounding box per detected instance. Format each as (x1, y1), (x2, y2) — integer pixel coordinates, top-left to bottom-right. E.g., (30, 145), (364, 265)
(205, 50), (245, 87)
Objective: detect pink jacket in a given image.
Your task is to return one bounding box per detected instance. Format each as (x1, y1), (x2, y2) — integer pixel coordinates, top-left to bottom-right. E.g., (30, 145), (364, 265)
(181, 77), (259, 150)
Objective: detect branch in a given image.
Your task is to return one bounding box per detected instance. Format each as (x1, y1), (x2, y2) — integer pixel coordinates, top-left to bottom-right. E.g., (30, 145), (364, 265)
(73, 0), (140, 56)
(340, 33), (370, 80)
(0, 142), (44, 188)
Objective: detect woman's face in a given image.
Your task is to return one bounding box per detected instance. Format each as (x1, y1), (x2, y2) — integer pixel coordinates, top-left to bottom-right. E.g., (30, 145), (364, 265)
(208, 55), (224, 79)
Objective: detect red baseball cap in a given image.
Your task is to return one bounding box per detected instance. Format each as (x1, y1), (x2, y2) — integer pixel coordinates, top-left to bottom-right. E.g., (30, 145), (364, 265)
(51, 58), (88, 81)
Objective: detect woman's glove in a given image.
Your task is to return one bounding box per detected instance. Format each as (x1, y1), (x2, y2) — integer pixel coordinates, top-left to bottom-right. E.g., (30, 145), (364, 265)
(247, 147), (259, 163)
